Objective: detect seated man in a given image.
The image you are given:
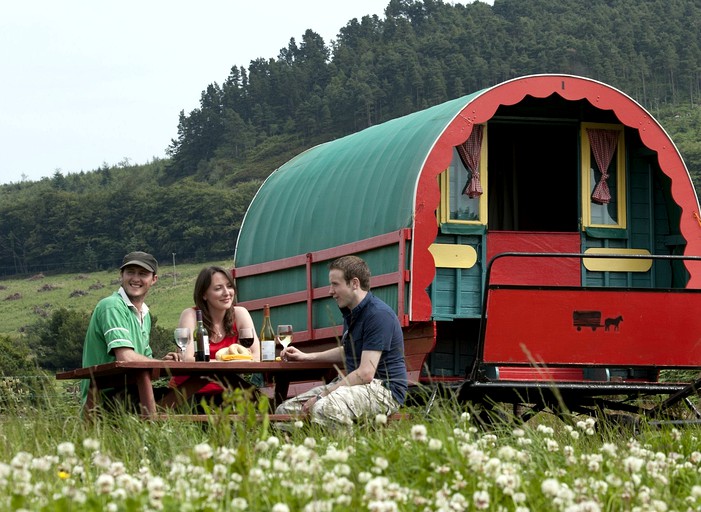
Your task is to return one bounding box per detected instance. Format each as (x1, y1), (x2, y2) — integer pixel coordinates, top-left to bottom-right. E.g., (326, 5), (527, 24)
(275, 255), (408, 427)
(81, 251), (178, 411)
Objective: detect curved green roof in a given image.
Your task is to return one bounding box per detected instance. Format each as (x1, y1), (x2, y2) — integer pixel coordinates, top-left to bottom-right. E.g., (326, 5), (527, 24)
(235, 91), (483, 266)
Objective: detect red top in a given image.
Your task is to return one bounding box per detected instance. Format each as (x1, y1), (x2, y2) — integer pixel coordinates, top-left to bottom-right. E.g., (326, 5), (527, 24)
(170, 328), (239, 394)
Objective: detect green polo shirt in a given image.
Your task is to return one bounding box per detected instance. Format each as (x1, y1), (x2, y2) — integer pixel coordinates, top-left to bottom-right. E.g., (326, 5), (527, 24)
(81, 288), (153, 403)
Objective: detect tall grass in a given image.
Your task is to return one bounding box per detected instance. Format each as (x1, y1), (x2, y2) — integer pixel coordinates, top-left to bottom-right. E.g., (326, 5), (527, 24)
(2, 383), (701, 511)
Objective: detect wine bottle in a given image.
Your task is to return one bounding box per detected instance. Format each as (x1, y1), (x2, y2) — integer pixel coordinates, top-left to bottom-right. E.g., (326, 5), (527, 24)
(194, 309), (210, 362)
(260, 304), (276, 361)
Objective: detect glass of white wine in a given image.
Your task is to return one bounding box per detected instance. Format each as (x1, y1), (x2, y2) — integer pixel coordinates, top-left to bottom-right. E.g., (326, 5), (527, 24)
(174, 327), (190, 355)
(277, 324), (293, 350)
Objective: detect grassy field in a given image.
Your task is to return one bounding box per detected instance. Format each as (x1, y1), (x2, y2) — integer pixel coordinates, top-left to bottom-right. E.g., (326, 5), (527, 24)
(0, 260), (231, 337)
(2, 386), (701, 511)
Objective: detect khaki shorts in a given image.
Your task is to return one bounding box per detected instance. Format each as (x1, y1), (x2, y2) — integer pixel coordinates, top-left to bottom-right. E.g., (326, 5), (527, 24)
(275, 378), (400, 427)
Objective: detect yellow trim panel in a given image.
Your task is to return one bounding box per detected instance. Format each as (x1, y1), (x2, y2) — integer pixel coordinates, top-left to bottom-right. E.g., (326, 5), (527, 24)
(583, 248), (652, 272)
(429, 244), (478, 268)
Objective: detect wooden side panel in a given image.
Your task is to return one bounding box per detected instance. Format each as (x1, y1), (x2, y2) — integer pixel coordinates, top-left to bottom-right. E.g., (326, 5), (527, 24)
(482, 286), (701, 367)
(486, 232), (581, 285)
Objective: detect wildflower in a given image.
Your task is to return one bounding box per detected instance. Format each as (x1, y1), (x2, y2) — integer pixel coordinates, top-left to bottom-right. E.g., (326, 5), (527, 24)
(623, 456), (644, 473)
(11, 452), (32, 470)
(194, 443), (213, 461)
(546, 439), (559, 452)
(473, 490), (490, 509)
(375, 413), (388, 425)
(57, 442), (76, 457)
(373, 457), (389, 471)
(83, 438), (100, 451)
(58, 470), (70, 479)
(304, 500), (334, 512)
(428, 438), (443, 451)
(411, 425), (428, 442)
(96, 474), (115, 494)
(147, 476), (166, 501)
(460, 411), (471, 422)
(231, 497), (248, 510)
(255, 440), (269, 453)
(691, 485), (701, 498)
(541, 478), (560, 497)
(267, 436), (281, 449)
(358, 471), (372, 483)
(272, 504), (290, 512)
(304, 437), (317, 449)
(537, 424), (554, 436)
(294, 420), (304, 429)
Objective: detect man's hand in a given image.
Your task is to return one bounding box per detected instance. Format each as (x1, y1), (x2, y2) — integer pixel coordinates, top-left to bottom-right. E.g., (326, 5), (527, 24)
(163, 351), (182, 361)
(280, 345), (308, 362)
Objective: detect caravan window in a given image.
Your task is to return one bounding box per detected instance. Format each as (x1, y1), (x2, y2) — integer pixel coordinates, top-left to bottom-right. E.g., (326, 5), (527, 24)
(438, 125), (487, 226)
(580, 122), (627, 229)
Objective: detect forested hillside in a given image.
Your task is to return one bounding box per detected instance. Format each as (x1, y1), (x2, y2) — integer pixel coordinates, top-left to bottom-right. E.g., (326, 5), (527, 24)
(2, 0), (701, 277)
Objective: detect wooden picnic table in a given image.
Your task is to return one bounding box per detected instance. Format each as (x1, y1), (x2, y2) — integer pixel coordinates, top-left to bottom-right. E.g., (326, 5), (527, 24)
(56, 360), (339, 419)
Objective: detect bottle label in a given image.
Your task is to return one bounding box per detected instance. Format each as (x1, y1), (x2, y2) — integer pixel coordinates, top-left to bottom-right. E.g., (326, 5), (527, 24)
(203, 334), (210, 356)
(261, 339), (275, 361)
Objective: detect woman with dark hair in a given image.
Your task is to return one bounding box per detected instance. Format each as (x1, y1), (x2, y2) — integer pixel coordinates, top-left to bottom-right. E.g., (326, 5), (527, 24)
(171, 265), (261, 397)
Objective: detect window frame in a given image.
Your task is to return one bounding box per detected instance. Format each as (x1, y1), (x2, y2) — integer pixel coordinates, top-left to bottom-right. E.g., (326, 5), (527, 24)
(438, 124), (488, 226)
(580, 122), (627, 230)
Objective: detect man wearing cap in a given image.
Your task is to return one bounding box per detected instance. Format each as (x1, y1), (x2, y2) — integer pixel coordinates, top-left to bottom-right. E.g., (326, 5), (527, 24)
(81, 251), (178, 408)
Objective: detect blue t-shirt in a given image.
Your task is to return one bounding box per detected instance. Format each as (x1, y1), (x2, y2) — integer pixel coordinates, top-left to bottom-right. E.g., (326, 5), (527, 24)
(341, 292), (408, 405)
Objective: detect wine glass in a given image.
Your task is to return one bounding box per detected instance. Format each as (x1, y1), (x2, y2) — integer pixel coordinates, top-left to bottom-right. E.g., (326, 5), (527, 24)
(277, 324), (293, 349)
(238, 327), (255, 349)
(173, 327), (190, 354)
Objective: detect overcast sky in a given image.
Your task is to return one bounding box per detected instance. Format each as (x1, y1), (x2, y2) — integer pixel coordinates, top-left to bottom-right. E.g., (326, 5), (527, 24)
(0, 0), (491, 185)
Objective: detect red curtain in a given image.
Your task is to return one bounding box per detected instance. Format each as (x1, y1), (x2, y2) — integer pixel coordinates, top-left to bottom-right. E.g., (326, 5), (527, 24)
(587, 128), (619, 205)
(456, 124), (484, 198)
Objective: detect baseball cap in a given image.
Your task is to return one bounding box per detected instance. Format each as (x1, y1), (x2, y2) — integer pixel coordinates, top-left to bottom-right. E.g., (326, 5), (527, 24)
(120, 251), (158, 274)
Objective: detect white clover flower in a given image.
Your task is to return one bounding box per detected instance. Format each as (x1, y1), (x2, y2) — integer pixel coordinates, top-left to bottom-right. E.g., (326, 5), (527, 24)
(375, 413), (388, 425)
(294, 420), (304, 429)
(691, 485), (701, 498)
(83, 438), (100, 452)
(11, 452), (33, 470)
(651, 499), (668, 511)
(92, 452), (112, 469)
(537, 424), (554, 436)
(428, 438), (443, 451)
(623, 456), (644, 473)
(255, 440), (269, 453)
(334, 463), (351, 476)
(57, 442), (76, 457)
(546, 439), (559, 452)
(106, 503), (118, 512)
(497, 445), (517, 461)
(541, 478), (560, 497)
(569, 430), (580, 440)
(304, 437), (317, 449)
(473, 490), (490, 510)
(194, 443), (213, 461)
(411, 425), (428, 442)
(358, 471), (372, 483)
(147, 476), (166, 500)
(231, 497), (248, 510)
(373, 457), (389, 471)
(96, 473), (115, 494)
(267, 436), (281, 449)
(272, 504), (290, 512)
(30, 456), (53, 472)
(303, 500), (334, 512)
(461, 411), (471, 422)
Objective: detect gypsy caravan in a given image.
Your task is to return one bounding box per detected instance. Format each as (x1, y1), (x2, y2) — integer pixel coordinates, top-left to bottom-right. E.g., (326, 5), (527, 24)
(233, 74), (701, 419)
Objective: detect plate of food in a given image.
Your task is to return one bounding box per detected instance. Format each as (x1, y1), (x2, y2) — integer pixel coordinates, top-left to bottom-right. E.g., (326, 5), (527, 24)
(215, 344), (253, 361)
